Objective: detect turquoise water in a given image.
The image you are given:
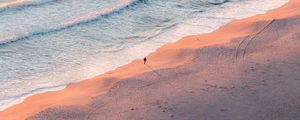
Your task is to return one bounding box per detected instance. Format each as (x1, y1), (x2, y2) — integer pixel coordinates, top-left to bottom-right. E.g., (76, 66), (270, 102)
(0, 0), (287, 110)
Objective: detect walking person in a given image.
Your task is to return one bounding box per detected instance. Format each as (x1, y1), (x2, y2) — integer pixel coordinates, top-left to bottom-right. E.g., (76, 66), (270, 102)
(143, 57), (147, 64)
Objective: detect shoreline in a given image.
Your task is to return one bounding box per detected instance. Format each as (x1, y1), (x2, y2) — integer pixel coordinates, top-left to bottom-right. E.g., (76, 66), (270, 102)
(0, 85), (66, 111)
(1, 0), (299, 119)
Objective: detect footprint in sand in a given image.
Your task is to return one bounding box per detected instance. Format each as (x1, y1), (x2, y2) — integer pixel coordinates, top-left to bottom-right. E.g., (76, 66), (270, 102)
(220, 108), (228, 112)
(261, 80), (267, 86)
(250, 67), (256, 72)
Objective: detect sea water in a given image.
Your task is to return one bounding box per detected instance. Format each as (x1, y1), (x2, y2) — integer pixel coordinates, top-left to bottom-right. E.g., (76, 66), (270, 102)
(0, 0), (288, 111)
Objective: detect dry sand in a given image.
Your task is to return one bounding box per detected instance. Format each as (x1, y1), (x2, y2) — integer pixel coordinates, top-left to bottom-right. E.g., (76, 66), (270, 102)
(1, 0), (300, 119)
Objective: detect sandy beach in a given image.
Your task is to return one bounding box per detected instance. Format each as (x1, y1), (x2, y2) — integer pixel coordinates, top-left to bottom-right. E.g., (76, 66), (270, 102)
(1, 0), (300, 119)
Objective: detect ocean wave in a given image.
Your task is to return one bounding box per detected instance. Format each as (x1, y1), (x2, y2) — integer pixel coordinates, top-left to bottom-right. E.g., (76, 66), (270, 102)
(208, 0), (229, 5)
(0, 0), (59, 12)
(0, 0), (147, 45)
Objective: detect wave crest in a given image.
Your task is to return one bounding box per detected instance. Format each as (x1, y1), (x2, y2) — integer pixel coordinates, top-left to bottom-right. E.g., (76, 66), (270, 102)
(0, 0), (146, 45)
(0, 0), (58, 12)
(208, 0), (229, 5)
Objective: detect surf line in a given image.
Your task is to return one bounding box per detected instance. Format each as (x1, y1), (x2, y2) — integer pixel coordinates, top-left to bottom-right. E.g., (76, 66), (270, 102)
(0, 0), (136, 45)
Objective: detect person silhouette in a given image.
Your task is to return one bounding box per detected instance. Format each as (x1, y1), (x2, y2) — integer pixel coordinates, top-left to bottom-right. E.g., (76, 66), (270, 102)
(143, 57), (147, 64)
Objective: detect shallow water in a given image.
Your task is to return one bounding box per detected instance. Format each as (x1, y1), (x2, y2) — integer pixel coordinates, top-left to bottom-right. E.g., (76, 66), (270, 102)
(0, 0), (288, 110)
